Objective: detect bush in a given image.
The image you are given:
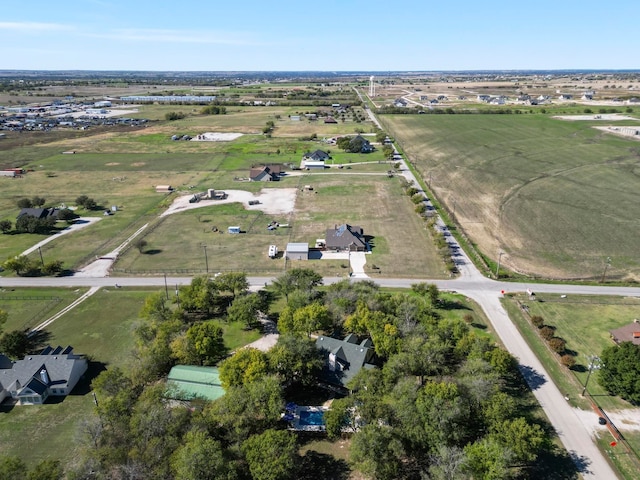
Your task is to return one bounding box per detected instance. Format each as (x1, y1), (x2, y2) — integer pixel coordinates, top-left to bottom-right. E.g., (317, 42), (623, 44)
(165, 111), (186, 121)
(17, 198), (33, 209)
(41, 260), (64, 276)
(548, 337), (566, 354)
(530, 315), (544, 328)
(415, 204), (426, 214)
(411, 193), (424, 204)
(560, 354), (576, 369)
(406, 186), (419, 196)
(539, 326), (555, 341)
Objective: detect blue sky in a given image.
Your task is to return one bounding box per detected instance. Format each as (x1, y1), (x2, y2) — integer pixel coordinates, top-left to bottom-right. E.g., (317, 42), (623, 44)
(2, 0), (639, 71)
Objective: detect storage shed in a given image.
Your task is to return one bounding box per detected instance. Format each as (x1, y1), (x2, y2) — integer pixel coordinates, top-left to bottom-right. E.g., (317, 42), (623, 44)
(285, 242), (309, 261)
(228, 226), (241, 234)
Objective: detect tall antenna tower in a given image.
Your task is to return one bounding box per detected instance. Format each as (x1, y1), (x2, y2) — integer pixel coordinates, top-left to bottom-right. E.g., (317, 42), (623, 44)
(369, 75), (375, 97)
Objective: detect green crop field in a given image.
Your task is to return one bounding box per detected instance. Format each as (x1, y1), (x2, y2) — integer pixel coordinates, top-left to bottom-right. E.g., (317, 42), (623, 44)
(381, 113), (640, 281)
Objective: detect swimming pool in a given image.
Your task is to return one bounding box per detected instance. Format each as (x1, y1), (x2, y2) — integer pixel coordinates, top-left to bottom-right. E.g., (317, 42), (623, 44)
(299, 409), (325, 426)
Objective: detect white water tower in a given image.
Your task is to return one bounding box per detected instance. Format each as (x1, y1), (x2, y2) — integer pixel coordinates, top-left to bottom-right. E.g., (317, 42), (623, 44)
(369, 75), (375, 97)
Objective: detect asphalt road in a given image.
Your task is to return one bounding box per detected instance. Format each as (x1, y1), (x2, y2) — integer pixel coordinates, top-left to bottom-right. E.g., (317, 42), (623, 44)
(2, 92), (637, 479)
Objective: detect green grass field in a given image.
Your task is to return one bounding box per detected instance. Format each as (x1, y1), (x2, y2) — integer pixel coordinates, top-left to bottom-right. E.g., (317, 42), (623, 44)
(0, 286), (263, 464)
(503, 292), (640, 411)
(381, 113), (640, 281)
(0, 287), (89, 332)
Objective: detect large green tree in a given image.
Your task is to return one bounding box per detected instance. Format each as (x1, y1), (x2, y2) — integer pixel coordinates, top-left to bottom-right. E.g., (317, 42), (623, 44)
(171, 430), (236, 480)
(600, 341), (640, 404)
(0, 330), (30, 359)
(227, 292), (263, 328)
(219, 347), (269, 388)
(267, 334), (323, 386)
(242, 429), (299, 480)
(350, 424), (405, 480)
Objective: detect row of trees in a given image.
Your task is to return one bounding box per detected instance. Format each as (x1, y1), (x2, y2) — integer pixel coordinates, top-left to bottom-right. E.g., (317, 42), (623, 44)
(2, 255), (64, 277)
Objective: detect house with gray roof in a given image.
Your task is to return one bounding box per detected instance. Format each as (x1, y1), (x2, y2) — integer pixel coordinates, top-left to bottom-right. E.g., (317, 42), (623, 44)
(325, 224), (367, 251)
(0, 345), (88, 405)
(315, 334), (376, 389)
(303, 150), (330, 163)
(249, 164), (282, 182)
(16, 207), (59, 220)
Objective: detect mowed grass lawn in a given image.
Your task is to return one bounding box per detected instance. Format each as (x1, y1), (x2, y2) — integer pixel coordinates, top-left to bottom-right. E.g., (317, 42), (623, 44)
(382, 113), (640, 281)
(115, 172), (446, 278)
(504, 293), (640, 411)
(0, 287), (88, 332)
(292, 173), (447, 278)
(0, 287), (262, 464)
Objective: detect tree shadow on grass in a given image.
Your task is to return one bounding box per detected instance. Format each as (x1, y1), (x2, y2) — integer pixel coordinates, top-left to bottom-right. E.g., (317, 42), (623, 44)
(28, 330), (53, 352)
(298, 450), (350, 480)
(438, 299), (473, 311)
(143, 249), (163, 255)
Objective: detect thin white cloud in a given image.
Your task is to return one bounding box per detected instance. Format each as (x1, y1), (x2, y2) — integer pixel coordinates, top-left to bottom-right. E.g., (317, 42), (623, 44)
(88, 28), (271, 47)
(0, 21), (74, 33)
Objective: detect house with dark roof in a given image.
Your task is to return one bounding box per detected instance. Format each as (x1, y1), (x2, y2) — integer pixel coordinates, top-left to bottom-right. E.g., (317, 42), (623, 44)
(315, 334), (376, 389)
(349, 135), (373, 153)
(610, 321), (640, 346)
(0, 345), (88, 405)
(16, 207), (58, 220)
(301, 150), (331, 169)
(249, 164), (282, 182)
(325, 224), (367, 251)
(303, 150), (330, 162)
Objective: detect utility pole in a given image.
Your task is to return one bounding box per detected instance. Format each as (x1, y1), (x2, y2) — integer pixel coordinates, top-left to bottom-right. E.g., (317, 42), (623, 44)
(38, 246), (45, 268)
(600, 257), (611, 283)
(202, 244), (209, 273)
(164, 273), (169, 300)
(581, 355), (602, 397)
(495, 251), (504, 279)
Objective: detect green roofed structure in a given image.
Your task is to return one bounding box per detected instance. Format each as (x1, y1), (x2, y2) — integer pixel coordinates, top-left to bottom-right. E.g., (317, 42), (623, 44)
(166, 365), (225, 402)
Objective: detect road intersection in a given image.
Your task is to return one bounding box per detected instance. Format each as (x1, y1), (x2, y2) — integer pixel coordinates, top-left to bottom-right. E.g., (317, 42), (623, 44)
(2, 95), (638, 478)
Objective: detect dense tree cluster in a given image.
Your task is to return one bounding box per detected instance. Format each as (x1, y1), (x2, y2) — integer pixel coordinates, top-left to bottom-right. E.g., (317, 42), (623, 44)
(11, 268), (559, 479)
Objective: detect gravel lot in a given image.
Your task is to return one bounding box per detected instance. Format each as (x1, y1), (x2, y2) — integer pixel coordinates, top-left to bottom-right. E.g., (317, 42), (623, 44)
(161, 188), (297, 217)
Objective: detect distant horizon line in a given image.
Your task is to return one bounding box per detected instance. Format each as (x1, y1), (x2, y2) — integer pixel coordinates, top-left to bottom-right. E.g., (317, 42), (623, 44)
(1, 68), (639, 75)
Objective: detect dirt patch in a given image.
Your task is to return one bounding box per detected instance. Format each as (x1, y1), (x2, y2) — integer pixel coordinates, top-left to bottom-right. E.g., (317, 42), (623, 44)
(161, 188), (297, 217)
(105, 162), (120, 166)
(553, 114), (637, 121)
(131, 162), (146, 167)
(190, 132), (244, 142)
